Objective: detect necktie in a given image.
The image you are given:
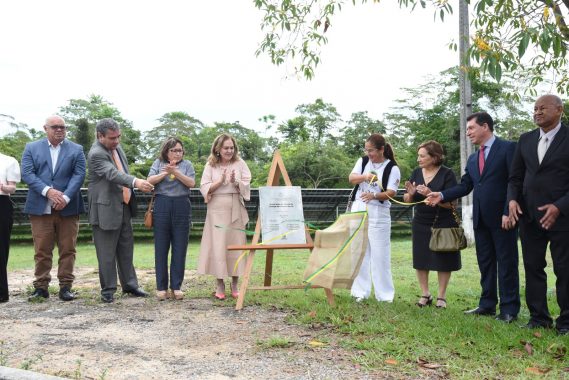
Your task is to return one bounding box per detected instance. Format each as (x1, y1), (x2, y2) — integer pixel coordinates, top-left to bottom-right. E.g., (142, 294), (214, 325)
(478, 145), (485, 175)
(537, 136), (549, 164)
(112, 149), (132, 204)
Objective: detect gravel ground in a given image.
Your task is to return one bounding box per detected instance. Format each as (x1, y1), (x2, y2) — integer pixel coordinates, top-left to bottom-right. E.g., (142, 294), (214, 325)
(0, 268), (392, 380)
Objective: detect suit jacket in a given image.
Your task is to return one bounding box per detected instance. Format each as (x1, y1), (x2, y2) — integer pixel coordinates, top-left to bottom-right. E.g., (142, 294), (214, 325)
(21, 138), (86, 216)
(443, 137), (516, 229)
(87, 141), (137, 230)
(507, 124), (569, 230)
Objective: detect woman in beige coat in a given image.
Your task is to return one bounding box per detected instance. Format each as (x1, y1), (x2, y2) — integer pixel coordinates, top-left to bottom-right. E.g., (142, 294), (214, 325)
(198, 133), (251, 300)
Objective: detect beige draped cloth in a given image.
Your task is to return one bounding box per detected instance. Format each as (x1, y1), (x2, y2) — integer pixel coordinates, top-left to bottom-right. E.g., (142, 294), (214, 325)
(304, 211), (369, 289)
(198, 159), (251, 278)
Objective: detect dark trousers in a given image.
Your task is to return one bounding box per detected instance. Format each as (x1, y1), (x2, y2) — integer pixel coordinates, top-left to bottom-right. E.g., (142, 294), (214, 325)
(520, 219), (569, 329)
(474, 220), (520, 315)
(0, 196), (13, 301)
(153, 195), (190, 291)
(92, 205), (139, 295)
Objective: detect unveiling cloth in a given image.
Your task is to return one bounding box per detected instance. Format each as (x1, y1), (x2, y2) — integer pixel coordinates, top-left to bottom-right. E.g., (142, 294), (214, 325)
(304, 211), (369, 289)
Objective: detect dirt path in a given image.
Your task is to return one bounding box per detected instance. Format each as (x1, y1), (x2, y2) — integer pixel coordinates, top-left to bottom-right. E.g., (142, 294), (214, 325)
(0, 268), (387, 380)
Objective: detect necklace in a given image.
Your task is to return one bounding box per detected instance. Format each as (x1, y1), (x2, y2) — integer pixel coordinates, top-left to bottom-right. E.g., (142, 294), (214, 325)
(422, 167), (440, 183)
(370, 160), (386, 171)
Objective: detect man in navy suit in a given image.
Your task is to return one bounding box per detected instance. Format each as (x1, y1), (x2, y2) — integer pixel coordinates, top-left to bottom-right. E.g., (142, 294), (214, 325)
(508, 95), (569, 335)
(428, 112), (520, 322)
(21, 115), (86, 301)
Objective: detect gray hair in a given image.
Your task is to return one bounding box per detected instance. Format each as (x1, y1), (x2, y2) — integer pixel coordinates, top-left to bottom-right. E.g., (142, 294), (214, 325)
(96, 118), (120, 136)
(45, 115), (65, 126)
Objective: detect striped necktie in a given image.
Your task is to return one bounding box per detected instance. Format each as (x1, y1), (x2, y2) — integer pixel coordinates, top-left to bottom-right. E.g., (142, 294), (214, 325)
(112, 149), (132, 204)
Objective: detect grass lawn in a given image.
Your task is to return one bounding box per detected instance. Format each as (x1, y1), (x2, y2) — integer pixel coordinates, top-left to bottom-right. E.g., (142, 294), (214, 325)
(8, 239), (568, 378)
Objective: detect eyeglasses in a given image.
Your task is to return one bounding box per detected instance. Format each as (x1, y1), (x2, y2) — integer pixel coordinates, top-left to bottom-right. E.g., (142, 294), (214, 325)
(48, 125), (66, 130)
(169, 149), (184, 154)
(363, 148), (377, 153)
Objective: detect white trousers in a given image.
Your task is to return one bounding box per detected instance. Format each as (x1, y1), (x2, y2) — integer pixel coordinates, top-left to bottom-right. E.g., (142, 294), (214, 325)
(350, 202), (394, 301)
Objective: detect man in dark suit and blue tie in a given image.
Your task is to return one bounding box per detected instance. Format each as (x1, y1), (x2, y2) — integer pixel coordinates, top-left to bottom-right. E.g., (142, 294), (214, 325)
(508, 95), (569, 335)
(21, 115), (86, 301)
(428, 112), (520, 322)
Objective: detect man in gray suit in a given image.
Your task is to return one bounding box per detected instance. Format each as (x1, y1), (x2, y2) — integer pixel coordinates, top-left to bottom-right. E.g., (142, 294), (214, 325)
(88, 118), (154, 303)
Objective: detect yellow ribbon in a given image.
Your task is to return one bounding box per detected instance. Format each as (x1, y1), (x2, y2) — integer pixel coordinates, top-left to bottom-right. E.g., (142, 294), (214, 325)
(303, 211), (368, 286)
(231, 227), (318, 275)
(368, 174), (425, 206)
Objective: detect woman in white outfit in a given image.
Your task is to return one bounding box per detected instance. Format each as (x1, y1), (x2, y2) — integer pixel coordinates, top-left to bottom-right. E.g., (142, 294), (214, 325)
(349, 134), (400, 302)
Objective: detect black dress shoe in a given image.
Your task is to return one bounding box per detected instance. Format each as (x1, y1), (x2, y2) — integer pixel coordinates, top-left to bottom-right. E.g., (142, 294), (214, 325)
(464, 307), (495, 316)
(58, 287), (75, 301)
(557, 327), (569, 335)
(496, 314), (517, 323)
(124, 288), (148, 297)
(101, 293), (114, 303)
(28, 288), (49, 301)
(522, 320), (554, 329)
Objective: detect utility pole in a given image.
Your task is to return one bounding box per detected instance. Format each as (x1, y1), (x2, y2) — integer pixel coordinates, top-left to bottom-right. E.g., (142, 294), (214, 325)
(459, 0), (474, 242)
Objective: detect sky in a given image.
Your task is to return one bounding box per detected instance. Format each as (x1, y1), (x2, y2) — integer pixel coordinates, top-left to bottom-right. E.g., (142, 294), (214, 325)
(0, 0), (458, 136)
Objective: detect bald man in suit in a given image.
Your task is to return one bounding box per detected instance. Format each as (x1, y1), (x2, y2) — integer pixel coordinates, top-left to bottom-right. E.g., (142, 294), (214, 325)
(21, 115), (86, 301)
(508, 94), (569, 335)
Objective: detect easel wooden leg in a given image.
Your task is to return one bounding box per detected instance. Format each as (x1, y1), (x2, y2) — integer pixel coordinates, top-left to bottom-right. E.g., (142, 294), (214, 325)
(324, 288), (335, 306)
(236, 250), (256, 311)
(264, 249), (274, 286)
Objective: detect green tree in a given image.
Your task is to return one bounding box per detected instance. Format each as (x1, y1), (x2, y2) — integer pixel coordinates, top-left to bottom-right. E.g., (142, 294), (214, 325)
(340, 111), (386, 157)
(295, 98), (340, 141)
(254, 0), (569, 93)
(74, 118), (92, 158)
(144, 112), (204, 158)
(277, 116), (309, 143)
(213, 121), (270, 163)
(0, 115), (41, 163)
(279, 140), (352, 188)
(0, 130), (33, 162)
(384, 67), (534, 179)
(58, 94), (142, 164)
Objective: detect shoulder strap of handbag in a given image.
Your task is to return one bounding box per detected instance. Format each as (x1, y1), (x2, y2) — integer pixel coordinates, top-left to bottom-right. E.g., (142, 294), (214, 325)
(378, 160), (396, 204)
(349, 156), (370, 201)
(431, 203), (462, 228)
(147, 193), (156, 212)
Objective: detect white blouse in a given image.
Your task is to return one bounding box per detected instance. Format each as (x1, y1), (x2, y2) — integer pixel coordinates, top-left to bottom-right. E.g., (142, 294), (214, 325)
(0, 153), (21, 196)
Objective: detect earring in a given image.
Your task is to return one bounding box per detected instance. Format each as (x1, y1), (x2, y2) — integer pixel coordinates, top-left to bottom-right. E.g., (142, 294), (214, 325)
(216, 152), (220, 157)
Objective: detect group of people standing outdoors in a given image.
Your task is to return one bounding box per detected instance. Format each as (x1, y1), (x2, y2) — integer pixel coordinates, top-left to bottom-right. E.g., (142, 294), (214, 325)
(0, 116), (250, 304)
(348, 94), (568, 335)
(0, 94), (568, 336)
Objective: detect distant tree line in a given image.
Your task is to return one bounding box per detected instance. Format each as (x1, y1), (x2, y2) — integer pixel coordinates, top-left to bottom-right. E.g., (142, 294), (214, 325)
(1, 67), (554, 188)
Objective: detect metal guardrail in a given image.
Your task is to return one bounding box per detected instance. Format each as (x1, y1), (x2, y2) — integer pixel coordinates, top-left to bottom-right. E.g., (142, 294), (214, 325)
(10, 188), (416, 226)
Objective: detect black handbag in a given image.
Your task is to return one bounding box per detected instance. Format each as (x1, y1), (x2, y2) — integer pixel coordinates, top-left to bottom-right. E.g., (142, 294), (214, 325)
(429, 204), (467, 252)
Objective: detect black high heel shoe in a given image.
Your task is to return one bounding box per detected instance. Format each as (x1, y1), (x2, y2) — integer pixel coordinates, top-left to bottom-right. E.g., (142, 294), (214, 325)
(436, 298), (447, 309)
(416, 295), (433, 307)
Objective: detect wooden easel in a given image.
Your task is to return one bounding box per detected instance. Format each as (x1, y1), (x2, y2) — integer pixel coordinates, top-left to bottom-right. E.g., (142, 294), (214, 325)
(228, 150), (335, 311)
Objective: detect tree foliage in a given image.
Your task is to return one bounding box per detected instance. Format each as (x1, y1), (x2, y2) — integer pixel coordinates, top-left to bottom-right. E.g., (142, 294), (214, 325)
(384, 67), (534, 179)
(279, 140), (352, 188)
(74, 118), (92, 158)
(0, 115), (41, 162)
(340, 111), (386, 157)
(254, 0), (569, 93)
(59, 94), (142, 164)
(144, 112), (204, 158)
